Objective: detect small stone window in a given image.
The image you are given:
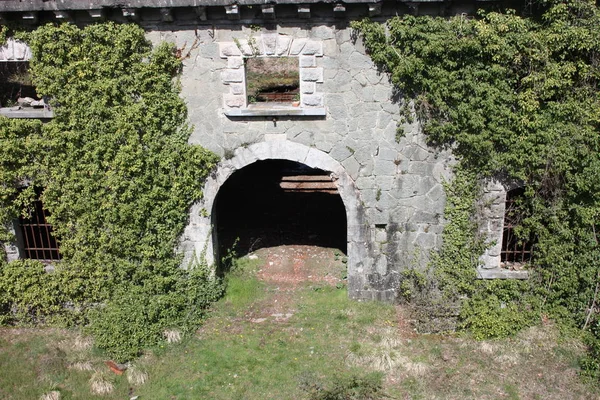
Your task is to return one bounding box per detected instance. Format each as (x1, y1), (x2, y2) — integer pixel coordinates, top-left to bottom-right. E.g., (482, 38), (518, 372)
(500, 187), (534, 267)
(477, 180), (530, 279)
(0, 61), (34, 107)
(219, 32), (325, 117)
(246, 57), (300, 105)
(0, 39), (53, 118)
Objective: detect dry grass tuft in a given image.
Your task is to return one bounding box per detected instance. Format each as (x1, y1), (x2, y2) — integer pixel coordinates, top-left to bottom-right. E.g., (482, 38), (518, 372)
(39, 391), (60, 400)
(163, 329), (182, 344)
(57, 335), (93, 353)
(89, 371), (114, 395)
(70, 361), (94, 371)
(494, 353), (520, 365)
(127, 364), (149, 386)
(404, 361), (429, 376)
(479, 341), (497, 355)
(72, 336), (93, 352)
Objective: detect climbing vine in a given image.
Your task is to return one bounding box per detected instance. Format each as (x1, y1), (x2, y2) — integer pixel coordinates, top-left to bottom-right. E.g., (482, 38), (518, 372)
(353, 0), (600, 379)
(0, 23), (221, 361)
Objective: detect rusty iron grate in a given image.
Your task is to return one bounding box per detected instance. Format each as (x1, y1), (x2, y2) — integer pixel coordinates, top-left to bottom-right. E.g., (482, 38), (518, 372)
(500, 188), (533, 265)
(19, 199), (61, 262)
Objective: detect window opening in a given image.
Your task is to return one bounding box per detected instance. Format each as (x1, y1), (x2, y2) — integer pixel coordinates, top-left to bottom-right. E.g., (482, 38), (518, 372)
(500, 188), (533, 266)
(18, 197), (61, 262)
(0, 61), (36, 107)
(245, 57), (299, 104)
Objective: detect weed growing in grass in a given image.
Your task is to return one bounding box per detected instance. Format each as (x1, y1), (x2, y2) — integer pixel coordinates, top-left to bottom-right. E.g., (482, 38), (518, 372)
(299, 371), (385, 400)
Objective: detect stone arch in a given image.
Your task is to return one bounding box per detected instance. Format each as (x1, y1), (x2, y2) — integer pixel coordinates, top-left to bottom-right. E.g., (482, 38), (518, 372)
(180, 140), (369, 299)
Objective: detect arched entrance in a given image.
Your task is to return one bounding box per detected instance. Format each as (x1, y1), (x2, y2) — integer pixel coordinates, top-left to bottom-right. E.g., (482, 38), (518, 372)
(214, 159), (347, 264)
(180, 140), (369, 299)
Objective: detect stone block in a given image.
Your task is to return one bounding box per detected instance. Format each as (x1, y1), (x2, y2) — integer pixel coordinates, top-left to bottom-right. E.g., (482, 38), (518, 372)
(302, 41), (323, 56)
(375, 255), (388, 275)
(373, 159), (397, 176)
(378, 147), (399, 162)
(302, 94), (323, 107)
(376, 176), (394, 191)
(221, 69), (244, 83)
(342, 156), (360, 180)
(299, 55), (316, 68)
(230, 83), (245, 95)
(301, 82), (316, 94)
(328, 104), (347, 120)
(219, 42), (241, 57)
(301, 67), (324, 83)
(315, 141), (333, 153)
(329, 143), (353, 162)
(276, 35), (292, 55)
(311, 25), (335, 40)
(290, 38), (307, 55)
(224, 94), (245, 108)
(348, 51), (373, 69)
(262, 33), (277, 55)
(227, 56), (244, 69)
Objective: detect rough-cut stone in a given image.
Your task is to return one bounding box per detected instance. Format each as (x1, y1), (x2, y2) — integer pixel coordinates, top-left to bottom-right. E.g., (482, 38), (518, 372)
(301, 67), (324, 83)
(220, 42), (242, 57)
(299, 55), (316, 67)
(261, 33), (277, 55)
(221, 69), (244, 83)
(276, 35), (292, 55)
(289, 38), (307, 55)
(302, 94), (323, 107)
(227, 56), (244, 69)
(224, 94), (245, 107)
(302, 41), (323, 56)
(301, 82), (316, 94)
(230, 83), (245, 95)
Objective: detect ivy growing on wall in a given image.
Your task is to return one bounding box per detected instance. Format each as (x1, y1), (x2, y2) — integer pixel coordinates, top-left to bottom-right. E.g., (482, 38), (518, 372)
(353, 0), (600, 379)
(0, 23), (221, 361)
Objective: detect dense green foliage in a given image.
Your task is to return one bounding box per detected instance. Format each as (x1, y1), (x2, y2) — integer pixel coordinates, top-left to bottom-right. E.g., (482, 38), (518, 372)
(0, 23), (221, 361)
(353, 0), (600, 379)
(0, 118), (41, 242)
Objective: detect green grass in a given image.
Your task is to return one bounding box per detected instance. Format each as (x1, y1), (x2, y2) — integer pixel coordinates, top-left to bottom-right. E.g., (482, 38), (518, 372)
(0, 252), (598, 399)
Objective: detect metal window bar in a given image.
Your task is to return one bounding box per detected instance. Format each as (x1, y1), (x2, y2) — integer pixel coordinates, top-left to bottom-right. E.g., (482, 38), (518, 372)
(500, 188), (533, 264)
(19, 199), (61, 262)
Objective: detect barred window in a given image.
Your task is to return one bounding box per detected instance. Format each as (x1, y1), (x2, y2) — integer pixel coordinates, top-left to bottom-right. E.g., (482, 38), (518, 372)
(500, 188), (533, 265)
(18, 198), (61, 262)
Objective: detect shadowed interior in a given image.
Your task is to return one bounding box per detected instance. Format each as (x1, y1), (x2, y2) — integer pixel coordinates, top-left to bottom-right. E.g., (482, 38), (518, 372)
(214, 159), (347, 268)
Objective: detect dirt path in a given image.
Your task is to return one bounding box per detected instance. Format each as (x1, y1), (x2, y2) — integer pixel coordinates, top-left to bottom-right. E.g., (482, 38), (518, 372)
(239, 245), (346, 322)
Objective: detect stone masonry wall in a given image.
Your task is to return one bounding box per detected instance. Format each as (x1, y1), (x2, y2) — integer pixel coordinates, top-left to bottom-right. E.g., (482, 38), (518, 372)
(147, 23), (454, 301)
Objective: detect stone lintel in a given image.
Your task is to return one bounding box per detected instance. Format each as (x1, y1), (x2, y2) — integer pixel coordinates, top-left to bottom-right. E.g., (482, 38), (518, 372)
(476, 268), (529, 280)
(224, 107), (326, 117)
(0, 108), (54, 119)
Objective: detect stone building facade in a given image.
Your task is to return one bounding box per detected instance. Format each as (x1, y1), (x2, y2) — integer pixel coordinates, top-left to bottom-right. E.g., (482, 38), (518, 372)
(1, 0), (527, 302)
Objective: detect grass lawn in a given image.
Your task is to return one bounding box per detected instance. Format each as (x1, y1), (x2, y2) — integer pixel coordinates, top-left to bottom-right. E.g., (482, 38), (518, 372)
(0, 247), (598, 399)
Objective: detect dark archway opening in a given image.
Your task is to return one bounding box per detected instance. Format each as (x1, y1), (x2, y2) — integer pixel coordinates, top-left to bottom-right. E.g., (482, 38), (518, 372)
(214, 159), (347, 271)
